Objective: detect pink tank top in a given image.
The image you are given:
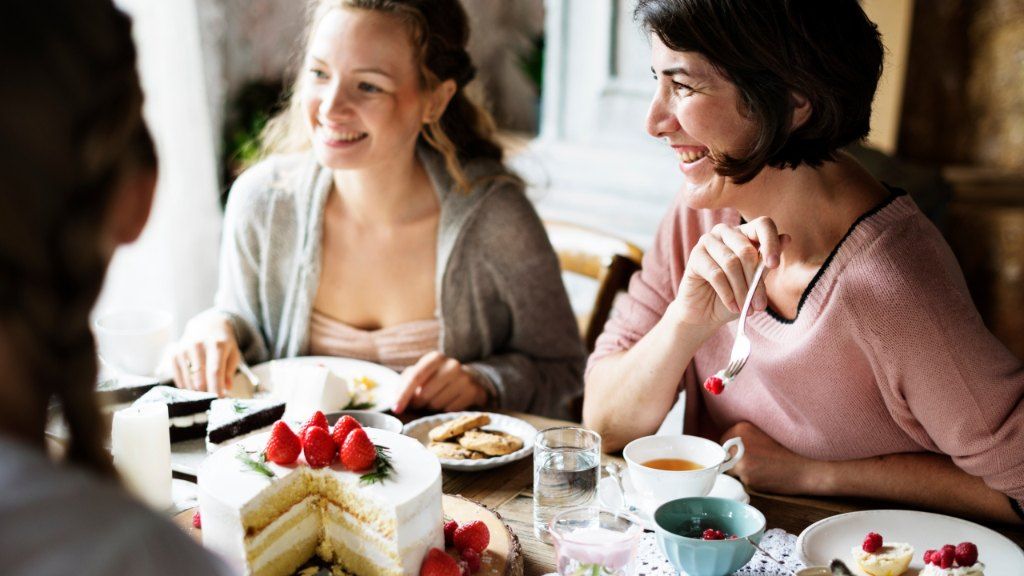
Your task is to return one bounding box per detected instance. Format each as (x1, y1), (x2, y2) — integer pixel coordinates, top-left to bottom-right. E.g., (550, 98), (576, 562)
(307, 309), (441, 372)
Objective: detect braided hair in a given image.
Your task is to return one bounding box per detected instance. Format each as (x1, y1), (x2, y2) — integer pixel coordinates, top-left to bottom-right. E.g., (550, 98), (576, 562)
(0, 0), (156, 476)
(262, 0), (506, 192)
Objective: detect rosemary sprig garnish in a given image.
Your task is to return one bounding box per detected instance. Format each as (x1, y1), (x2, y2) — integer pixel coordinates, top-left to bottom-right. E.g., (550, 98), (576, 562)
(359, 445), (395, 485)
(343, 398), (375, 410)
(235, 447), (275, 479)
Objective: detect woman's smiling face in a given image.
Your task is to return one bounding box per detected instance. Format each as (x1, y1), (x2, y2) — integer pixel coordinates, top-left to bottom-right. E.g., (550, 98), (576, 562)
(645, 35), (760, 209)
(302, 8), (431, 171)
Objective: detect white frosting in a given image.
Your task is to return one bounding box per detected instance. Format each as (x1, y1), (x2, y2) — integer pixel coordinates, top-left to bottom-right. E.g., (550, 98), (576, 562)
(272, 364), (351, 420)
(920, 563), (985, 576)
(198, 428), (442, 574)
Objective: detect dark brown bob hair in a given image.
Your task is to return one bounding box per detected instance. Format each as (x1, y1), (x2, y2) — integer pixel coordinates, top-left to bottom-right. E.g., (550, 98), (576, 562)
(635, 0), (884, 183)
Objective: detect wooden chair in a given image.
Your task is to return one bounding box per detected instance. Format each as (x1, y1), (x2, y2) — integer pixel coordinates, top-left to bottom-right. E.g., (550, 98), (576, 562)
(543, 220), (644, 353)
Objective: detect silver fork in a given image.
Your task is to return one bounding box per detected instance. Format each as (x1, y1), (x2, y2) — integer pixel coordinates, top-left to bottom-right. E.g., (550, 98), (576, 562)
(722, 260), (766, 380)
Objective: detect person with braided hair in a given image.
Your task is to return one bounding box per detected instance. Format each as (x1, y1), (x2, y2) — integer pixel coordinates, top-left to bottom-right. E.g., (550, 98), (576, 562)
(174, 0), (584, 419)
(0, 1), (235, 573)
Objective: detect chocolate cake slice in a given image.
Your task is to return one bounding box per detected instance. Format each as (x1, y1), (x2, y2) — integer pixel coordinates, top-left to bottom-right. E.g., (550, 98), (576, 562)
(132, 385), (216, 442)
(206, 397), (286, 446)
(95, 375), (165, 408)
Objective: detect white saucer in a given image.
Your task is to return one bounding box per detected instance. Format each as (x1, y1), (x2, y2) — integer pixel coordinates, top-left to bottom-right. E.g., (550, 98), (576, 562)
(597, 469), (749, 531)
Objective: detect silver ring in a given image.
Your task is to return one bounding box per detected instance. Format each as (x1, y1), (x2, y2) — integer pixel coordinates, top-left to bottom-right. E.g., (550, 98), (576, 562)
(186, 359), (199, 374)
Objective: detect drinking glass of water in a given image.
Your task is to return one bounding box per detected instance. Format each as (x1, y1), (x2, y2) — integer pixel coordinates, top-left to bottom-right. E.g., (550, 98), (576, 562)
(533, 426), (601, 543)
(550, 507), (643, 576)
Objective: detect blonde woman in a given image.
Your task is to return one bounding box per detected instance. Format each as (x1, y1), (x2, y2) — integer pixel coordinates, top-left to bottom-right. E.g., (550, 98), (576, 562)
(174, 0), (583, 418)
(0, 1), (233, 572)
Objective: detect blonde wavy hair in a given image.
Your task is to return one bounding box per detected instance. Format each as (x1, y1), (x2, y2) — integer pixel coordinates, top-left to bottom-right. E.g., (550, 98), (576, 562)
(261, 0), (507, 193)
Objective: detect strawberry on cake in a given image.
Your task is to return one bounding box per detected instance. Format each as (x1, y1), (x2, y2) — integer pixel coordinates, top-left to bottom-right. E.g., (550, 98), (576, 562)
(198, 412), (442, 576)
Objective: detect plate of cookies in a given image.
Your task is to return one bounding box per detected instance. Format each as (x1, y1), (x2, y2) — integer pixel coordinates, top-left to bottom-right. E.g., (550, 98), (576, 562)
(403, 412), (537, 471)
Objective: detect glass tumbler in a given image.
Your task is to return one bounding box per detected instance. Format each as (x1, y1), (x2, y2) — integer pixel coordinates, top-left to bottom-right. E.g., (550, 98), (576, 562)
(533, 426), (601, 543)
(550, 507), (643, 576)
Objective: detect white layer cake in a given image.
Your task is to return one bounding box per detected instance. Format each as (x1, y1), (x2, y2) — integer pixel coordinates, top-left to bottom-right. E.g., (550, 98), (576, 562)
(198, 428), (442, 576)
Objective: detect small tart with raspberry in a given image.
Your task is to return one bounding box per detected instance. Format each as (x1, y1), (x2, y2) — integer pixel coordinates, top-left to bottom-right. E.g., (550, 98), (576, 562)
(851, 542), (914, 576)
(920, 564), (985, 576)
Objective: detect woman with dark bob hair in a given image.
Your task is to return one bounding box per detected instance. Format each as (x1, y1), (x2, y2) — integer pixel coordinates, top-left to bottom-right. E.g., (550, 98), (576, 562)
(0, 0), (233, 572)
(585, 0), (1024, 523)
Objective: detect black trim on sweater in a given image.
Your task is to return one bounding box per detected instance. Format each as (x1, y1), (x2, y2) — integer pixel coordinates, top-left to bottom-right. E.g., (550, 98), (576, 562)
(766, 186), (907, 324)
(1011, 496), (1024, 522)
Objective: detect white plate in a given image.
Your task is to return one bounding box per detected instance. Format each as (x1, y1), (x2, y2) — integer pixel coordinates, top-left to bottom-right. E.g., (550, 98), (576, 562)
(796, 509), (1024, 575)
(597, 469), (749, 531)
(244, 356), (402, 413)
(403, 412), (537, 471)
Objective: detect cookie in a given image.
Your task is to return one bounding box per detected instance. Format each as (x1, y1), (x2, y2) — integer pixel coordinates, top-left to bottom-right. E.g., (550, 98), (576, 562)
(429, 441), (485, 460)
(457, 429), (524, 456)
(428, 413), (491, 442)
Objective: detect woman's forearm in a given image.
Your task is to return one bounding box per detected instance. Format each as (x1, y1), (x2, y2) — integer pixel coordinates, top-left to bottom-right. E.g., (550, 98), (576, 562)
(814, 452), (1020, 524)
(583, 303), (716, 452)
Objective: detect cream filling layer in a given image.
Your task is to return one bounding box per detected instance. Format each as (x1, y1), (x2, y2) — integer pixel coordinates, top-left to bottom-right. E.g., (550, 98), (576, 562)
(250, 512), (321, 572)
(171, 412), (208, 427)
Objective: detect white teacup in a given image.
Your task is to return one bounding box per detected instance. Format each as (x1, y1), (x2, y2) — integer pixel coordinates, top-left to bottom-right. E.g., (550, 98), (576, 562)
(93, 308), (173, 377)
(622, 434), (744, 511)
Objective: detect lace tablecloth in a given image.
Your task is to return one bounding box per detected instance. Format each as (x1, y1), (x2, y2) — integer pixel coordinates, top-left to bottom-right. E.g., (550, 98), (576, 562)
(636, 528), (806, 575)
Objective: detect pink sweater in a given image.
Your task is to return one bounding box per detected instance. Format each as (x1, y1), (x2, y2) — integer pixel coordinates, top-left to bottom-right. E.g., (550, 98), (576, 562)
(591, 191), (1024, 504)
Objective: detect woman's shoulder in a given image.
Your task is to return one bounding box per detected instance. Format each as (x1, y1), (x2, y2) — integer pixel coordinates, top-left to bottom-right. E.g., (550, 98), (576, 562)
(0, 438), (226, 574)
(232, 151), (317, 195)
(838, 194), (975, 327)
(225, 152), (321, 220)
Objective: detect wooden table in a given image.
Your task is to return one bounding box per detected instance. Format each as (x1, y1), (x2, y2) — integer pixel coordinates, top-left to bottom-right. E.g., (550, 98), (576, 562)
(451, 413), (1024, 576)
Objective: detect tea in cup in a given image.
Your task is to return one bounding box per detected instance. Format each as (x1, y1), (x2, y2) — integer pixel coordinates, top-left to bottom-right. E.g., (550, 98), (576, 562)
(622, 435), (744, 512)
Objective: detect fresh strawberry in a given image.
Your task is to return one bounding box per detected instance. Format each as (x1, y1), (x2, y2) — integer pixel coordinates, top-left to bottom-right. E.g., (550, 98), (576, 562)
(955, 542), (978, 567)
(191, 509), (202, 529)
(862, 532), (883, 553)
(923, 550), (936, 565)
(453, 520), (490, 554)
(420, 547), (460, 576)
(340, 427), (377, 471)
(265, 421), (302, 465)
(703, 375), (725, 395)
(938, 545), (956, 569)
(444, 519), (459, 547)
(302, 426), (337, 468)
(331, 415), (362, 448)
(460, 548), (481, 573)
(300, 411), (330, 441)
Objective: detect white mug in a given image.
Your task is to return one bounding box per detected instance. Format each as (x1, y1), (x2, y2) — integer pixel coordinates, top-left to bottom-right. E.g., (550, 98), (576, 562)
(93, 308), (173, 377)
(622, 434), (744, 511)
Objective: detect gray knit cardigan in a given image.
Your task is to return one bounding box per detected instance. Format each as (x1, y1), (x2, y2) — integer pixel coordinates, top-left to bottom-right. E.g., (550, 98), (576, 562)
(207, 146), (584, 419)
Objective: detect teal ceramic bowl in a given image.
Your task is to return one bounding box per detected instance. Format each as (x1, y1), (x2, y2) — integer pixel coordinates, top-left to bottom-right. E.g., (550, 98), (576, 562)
(653, 497), (766, 576)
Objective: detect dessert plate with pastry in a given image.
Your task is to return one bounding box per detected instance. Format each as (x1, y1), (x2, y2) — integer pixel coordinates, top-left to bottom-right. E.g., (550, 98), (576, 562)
(236, 356), (402, 414)
(403, 411), (537, 471)
(796, 509), (1023, 576)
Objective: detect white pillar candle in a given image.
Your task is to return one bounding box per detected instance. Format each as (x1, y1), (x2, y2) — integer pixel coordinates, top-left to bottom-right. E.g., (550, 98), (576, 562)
(111, 402), (172, 510)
